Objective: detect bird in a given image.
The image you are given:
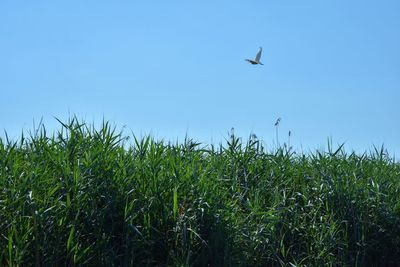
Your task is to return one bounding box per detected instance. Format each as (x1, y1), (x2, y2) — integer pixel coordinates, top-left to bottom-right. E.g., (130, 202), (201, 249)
(245, 47), (264, 65)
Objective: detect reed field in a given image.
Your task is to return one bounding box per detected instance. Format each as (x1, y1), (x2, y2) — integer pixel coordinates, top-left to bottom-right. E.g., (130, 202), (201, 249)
(1, 118), (400, 266)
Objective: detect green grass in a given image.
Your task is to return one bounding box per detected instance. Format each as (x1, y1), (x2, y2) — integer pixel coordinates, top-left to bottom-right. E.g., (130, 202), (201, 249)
(1, 118), (400, 266)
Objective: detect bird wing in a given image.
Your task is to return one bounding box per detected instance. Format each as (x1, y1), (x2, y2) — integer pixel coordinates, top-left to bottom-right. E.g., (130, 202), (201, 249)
(255, 47), (262, 62)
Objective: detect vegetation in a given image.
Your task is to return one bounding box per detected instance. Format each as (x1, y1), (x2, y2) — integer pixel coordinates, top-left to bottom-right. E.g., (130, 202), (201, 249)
(1, 118), (399, 266)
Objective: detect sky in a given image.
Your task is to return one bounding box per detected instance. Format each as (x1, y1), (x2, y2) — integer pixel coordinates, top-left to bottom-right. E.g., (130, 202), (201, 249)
(1, 1), (399, 155)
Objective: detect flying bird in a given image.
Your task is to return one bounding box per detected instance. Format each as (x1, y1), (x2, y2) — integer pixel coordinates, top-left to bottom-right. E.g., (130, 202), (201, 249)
(246, 47), (264, 65)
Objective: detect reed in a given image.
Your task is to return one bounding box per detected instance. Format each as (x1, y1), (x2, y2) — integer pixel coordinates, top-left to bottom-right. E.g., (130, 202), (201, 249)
(0, 118), (399, 266)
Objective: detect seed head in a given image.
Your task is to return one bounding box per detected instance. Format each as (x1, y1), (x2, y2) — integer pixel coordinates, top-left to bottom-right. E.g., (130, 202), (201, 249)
(274, 117), (281, 126)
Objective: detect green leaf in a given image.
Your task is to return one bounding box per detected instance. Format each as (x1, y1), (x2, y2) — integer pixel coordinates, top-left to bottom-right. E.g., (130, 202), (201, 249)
(173, 187), (178, 220)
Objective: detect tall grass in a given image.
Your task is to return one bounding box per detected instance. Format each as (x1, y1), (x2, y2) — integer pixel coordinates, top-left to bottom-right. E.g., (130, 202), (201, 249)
(1, 118), (399, 266)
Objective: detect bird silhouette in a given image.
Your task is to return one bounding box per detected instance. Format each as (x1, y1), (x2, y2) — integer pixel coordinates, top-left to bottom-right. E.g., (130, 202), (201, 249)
(245, 47), (264, 65)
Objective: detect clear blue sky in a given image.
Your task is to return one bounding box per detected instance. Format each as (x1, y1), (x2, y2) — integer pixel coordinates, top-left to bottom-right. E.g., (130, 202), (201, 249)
(1, 1), (399, 155)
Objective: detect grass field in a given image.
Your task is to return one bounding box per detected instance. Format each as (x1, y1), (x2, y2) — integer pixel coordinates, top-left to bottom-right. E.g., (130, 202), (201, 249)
(1, 118), (400, 266)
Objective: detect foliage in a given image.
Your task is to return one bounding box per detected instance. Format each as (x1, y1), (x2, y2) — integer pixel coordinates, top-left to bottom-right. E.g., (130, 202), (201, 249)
(1, 118), (399, 266)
